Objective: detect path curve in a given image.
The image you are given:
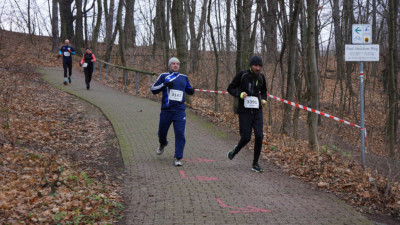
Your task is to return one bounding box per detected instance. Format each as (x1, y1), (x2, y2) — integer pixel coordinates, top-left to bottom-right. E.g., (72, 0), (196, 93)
(40, 67), (371, 224)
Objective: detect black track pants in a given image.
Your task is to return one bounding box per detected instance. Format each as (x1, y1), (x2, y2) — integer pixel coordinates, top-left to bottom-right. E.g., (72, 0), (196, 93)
(63, 60), (72, 77)
(84, 65), (93, 85)
(235, 111), (264, 165)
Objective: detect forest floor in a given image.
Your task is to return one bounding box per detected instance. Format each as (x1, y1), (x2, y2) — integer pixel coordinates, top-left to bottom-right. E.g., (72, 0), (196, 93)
(0, 30), (399, 224)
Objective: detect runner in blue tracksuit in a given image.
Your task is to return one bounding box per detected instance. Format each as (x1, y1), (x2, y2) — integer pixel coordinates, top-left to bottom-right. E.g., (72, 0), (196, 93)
(58, 39), (76, 85)
(150, 57), (194, 166)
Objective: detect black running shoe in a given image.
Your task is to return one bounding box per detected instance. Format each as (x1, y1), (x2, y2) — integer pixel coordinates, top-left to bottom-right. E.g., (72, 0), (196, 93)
(156, 144), (165, 155)
(252, 163), (263, 173)
(227, 145), (238, 160)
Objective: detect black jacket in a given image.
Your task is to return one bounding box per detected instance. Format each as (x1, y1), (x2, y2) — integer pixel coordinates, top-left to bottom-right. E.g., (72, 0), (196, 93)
(227, 69), (268, 113)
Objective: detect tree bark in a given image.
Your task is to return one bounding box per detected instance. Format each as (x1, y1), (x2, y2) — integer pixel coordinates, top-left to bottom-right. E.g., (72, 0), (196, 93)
(59, 0), (74, 41)
(75, 0), (84, 55)
(189, 0), (207, 72)
(171, 0), (188, 73)
(124, 0), (136, 49)
(208, 0), (219, 111)
(51, 0), (59, 52)
(91, 0), (102, 53)
(104, 0), (115, 62)
(281, 0), (301, 134)
(387, 0), (398, 158)
(307, 0), (319, 151)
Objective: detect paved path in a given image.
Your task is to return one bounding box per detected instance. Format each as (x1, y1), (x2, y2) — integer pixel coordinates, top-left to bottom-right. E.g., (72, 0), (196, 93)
(40, 67), (372, 224)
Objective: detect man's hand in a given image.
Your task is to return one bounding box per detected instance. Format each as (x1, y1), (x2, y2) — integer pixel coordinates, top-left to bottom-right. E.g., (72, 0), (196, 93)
(79, 62), (82, 67)
(68, 49), (72, 53)
(240, 92), (248, 99)
(58, 54), (61, 59)
(262, 100), (267, 106)
(164, 81), (174, 88)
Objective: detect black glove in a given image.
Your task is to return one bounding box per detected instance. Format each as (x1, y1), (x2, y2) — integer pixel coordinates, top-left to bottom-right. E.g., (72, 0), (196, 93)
(164, 81), (174, 88)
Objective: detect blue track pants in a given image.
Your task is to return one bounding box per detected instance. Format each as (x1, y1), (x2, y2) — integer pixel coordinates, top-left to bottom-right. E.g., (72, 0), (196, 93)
(158, 110), (186, 160)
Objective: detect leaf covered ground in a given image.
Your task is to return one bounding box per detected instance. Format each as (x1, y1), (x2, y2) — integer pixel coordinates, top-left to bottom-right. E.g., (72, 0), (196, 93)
(0, 32), (124, 223)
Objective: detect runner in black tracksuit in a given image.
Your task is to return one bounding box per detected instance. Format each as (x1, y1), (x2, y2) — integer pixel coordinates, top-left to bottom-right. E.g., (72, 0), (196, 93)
(58, 39), (76, 85)
(79, 47), (96, 90)
(227, 56), (267, 172)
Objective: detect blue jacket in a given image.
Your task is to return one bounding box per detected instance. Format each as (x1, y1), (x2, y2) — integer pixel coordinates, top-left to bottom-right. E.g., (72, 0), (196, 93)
(59, 45), (76, 61)
(151, 72), (194, 111)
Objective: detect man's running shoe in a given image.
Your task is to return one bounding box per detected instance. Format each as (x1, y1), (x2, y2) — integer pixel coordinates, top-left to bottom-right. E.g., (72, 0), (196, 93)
(156, 144), (166, 155)
(63, 78), (68, 85)
(252, 163), (263, 173)
(174, 157), (183, 166)
(68, 76), (72, 83)
(227, 145), (238, 160)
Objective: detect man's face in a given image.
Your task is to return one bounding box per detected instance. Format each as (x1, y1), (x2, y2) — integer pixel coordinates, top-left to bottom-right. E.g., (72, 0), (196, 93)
(65, 40), (70, 46)
(170, 62), (180, 72)
(250, 64), (262, 74)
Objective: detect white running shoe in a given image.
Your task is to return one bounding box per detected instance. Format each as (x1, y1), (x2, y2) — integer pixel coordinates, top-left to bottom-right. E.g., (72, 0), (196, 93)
(174, 157), (183, 166)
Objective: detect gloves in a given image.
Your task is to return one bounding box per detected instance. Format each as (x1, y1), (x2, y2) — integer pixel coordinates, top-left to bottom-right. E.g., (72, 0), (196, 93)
(262, 100), (267, 106)
(240, 92), (247, 99)
(164, 81), (174, 88)
(79, 62), (82, 67)
(58, 54), (61, 59)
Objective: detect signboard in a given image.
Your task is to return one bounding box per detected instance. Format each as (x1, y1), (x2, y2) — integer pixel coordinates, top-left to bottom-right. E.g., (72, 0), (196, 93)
(352, 24), (372, 44)
(345, 44), (379, 61)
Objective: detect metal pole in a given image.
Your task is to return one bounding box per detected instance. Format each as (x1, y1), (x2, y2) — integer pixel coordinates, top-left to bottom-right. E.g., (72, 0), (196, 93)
(99, 62), (102, 80)
(124, 70), (127, 91)
(360, 62), (366, 170)
(114, 68), (117, 87)
(150, 75), (153, 99)
(135, 72), (139, 94)
(93, 62), (96, 74)
(106, 64), (109, 83)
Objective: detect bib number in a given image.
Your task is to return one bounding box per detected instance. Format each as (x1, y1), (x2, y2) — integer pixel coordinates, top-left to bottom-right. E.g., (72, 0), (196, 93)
(83, 63), (88, 68)
(64, 51), (70, 57)
(244, 96), (259, 108)
(169, 89), (183, 102)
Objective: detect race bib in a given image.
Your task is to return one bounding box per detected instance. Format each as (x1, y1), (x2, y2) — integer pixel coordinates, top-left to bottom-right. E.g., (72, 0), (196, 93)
(244, 96), (259, 108)
(64, 51), (70, 57)
(83, 63), (88, 68)
(169, 89), (183, 102)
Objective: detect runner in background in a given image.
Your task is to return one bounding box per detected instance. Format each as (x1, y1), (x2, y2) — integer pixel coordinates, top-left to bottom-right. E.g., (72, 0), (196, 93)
(58, 39), (75, 85)
(150, 57), (195, 167)
(79, 47), (96, 90)
(227, 56), (268, 172)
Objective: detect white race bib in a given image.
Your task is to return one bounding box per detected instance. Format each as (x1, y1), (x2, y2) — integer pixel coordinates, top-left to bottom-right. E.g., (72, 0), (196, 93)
(83, 63), (88, 68)
(244, 96), (259, 108)
(64, 51), (70, 57)
(169, 89), (183, 102)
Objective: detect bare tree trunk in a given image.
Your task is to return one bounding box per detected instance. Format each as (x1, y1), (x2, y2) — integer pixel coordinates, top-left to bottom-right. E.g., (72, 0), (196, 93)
(116, 0), (126, 66)
(51, 0), (59, 52)
(189, 0), (207, 72)
(387, 0), (399, 159)
(59, 0), (74, 41)
(28, 0), (33, 43)
(104, 0), (115, 62)
(75, 0), (83, 55)
(125, 0), (136, 49)
(91, 0), (102, 53)
(208, 0), (219, 111)
(307, 0), (319, 151)
(225, 0), (232, 76)
(281, 0), (301, 134)
(171, 0), (188, 73)
(332, 0), (344, 112)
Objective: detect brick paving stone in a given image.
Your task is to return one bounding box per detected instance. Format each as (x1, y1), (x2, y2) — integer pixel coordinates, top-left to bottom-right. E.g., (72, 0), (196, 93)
(40, 67), (373, 225)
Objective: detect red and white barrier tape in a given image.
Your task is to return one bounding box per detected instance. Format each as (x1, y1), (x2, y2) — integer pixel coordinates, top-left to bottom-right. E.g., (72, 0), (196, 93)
(194, 88), (367, 147)
(195, 89), (229, 94)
